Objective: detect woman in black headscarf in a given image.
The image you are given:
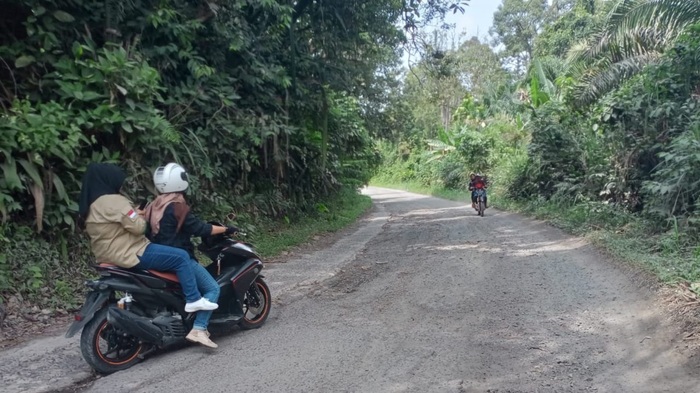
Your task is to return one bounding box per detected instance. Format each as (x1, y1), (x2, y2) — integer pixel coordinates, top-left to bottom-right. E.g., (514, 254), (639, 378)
(79, 163), (218, 314)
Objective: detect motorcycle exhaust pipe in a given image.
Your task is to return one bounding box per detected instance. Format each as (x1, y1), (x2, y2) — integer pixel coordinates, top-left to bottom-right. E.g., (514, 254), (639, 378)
(107, 306), (164, 345)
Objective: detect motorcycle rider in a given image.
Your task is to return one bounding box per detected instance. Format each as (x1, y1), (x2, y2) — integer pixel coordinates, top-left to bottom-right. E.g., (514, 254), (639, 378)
(78, 163), (218, 314)
(468, 172), (488, 209)
(145, 162), (238, 349)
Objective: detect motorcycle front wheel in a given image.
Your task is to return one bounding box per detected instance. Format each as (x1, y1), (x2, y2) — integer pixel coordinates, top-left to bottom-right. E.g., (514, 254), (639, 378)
(80, 308), (145, 374)
(239, 278), (272, 330)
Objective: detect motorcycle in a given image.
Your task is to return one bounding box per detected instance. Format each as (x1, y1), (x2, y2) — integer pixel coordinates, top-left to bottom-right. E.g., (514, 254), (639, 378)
(65, 228), (271, 374)
(473, 184), (487, 217)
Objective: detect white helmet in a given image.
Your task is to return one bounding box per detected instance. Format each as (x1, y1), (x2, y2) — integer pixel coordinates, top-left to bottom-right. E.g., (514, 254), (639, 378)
(153, 163), (189, 193)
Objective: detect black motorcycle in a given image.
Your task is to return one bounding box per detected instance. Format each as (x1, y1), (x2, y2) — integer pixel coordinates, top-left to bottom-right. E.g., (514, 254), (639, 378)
(65, 231), (271, 374)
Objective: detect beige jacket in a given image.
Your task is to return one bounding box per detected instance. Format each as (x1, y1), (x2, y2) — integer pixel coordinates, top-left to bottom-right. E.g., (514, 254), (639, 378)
(85, 194), (150, 268)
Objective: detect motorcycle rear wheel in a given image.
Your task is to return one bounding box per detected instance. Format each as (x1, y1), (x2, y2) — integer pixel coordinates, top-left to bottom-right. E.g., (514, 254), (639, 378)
(80, 308), (145, 374)
(239, 278), (271, 330)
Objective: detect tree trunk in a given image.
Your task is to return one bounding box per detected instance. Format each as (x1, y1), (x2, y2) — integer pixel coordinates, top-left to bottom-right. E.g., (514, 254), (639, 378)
(321, 87), (329, 170)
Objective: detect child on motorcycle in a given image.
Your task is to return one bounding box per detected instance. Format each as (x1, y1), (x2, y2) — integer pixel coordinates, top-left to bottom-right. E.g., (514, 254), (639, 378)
(145, 162), (238, 349)
(78, 163), (219, 314)
(468, 172), (488, 209)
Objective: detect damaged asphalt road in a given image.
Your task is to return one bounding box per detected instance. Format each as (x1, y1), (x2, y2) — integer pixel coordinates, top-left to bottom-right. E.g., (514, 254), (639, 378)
(3, 187), (700, 393)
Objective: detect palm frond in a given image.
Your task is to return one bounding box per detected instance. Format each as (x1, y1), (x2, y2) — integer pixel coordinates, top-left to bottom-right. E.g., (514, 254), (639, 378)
(426, 139), (455, 152)
(425, 139), (455, 163)
(566, 0), (700, 104)
(567, 30), (613, 65)
(571, 52), (662, 105)
(569, 21), (673, 65)
(608, 0), (700, 39)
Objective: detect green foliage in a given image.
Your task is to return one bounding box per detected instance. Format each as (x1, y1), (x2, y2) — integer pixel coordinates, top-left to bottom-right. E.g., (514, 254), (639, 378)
(0, 0), (469, 308)
(568, 0), (700, 105)
(0, 225), (92, 308)
(515, 5), (700, 286)
(404, 34), (468, 135)
(327, 94), (381, 190)
(644, 124), (700, 220)
(251, 187), (372, 257)
(534, 0), (601, 59)
(376, 111), (527, 194)
(374, 143), (433, 187)
(490, 0), (550, 72)
(455, 37), (511, 99)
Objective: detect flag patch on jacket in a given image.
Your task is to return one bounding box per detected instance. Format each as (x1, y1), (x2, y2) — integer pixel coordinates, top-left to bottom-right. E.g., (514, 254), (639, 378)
(127, 209), (138, 220)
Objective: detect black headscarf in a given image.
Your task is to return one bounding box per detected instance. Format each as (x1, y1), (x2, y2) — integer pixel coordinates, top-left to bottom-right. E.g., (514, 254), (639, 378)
(78, 163), (127, 217)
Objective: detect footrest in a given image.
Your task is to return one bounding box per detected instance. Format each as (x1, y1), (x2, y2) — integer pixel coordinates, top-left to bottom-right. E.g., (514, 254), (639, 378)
(209, 315), (243, 324)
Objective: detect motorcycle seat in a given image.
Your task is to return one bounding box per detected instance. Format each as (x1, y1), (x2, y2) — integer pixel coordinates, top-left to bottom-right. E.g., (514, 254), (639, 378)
(98, 263), (180, 283)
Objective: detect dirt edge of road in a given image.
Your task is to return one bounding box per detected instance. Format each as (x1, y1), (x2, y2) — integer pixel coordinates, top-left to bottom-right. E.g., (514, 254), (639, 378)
(512, 210), (700, 349)
(0, 205), (378, 352)
(587, 233), (700, 345)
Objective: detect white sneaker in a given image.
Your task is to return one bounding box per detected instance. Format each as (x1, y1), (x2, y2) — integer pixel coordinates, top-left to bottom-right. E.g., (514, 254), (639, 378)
(186, 329), (218, 348)
(185, 298), (219, 312)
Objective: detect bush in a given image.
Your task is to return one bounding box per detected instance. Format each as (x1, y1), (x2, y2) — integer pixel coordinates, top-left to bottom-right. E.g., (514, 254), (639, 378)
(436, 154), (467, 189)
(0, 224), (93, 309)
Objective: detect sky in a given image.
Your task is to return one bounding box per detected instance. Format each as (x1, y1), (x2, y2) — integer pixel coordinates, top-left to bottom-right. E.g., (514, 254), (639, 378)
(445, 0), (502, 43)
(403, 0), (502, 67)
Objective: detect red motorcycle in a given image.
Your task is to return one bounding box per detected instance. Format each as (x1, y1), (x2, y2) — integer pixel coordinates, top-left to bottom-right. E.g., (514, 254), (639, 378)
(470, 177), (488, 217)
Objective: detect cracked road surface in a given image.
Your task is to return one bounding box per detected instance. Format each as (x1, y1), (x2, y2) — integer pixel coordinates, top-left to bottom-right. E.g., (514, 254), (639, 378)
(82, 187), (699, 393)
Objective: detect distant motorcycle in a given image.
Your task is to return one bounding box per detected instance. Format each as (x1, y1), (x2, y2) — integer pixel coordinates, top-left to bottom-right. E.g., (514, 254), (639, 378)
(65, 229), (271, 374)
(473, 184), (487, 217)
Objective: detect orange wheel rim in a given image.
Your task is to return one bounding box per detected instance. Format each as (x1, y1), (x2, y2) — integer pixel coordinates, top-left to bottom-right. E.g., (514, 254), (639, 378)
(244, 282), (270, 323)
(95, 320), (142, 366)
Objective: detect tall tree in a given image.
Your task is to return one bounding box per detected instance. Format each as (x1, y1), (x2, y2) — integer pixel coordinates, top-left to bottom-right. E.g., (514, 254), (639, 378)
(455, 37), (508, 98)
(534, 0), (601, 59)
(404, 30), (467, 134)
(489, 0), (549, 73)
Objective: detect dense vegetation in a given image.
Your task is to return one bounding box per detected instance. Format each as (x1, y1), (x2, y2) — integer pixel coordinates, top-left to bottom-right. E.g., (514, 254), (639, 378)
(4, 0), (700, 315)
(373, 0), (700, 292)
(0, 0), (468, 311)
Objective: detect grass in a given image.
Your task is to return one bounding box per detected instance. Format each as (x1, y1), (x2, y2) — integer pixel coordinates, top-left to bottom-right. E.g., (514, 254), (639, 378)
(251, 188), (373, 257)
(370, 179), (700, 291)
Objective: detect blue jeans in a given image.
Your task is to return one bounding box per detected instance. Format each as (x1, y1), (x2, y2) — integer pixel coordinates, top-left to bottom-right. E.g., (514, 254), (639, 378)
(191, 261), (220, 330)
(471, 189), (488, 205)
(137, 244), (201, 303)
